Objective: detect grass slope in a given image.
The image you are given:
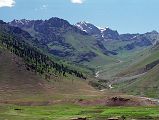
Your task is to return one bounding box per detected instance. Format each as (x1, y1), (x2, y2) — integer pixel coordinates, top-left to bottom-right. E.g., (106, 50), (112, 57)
(56, 32), (117, 69)
(115, 64), (159, 98)
(114, 46), (159, 98)
(0, 48), (100, 102)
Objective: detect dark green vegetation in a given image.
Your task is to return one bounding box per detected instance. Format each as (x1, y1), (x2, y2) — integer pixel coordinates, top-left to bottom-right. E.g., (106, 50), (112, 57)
(0, 104), (159, 120)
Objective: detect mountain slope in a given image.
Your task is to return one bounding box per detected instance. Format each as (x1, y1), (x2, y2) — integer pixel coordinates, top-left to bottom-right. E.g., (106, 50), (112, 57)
(0, 20), (100, 102)
(0, 20), (86, 79)
(0, 49), (99, 102)
(114, 45), (159, 98)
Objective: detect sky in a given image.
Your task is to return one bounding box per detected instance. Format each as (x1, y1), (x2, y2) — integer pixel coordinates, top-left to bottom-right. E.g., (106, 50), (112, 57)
(0, 0), (159, 34)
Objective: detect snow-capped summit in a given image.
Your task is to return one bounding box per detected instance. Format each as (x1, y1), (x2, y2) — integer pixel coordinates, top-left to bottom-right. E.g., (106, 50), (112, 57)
(97, 27), (109, 32)
(97, 27), (109, 38)
(75, 21), (120, 40)
(11, 19), (31, 25)
(9, 19), (34, 28)
(75, 21), (101, 35)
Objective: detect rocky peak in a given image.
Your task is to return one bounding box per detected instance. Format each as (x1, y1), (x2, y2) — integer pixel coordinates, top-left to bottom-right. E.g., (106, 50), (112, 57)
(76, 21), (120, 40)
(11, 19), (31, 25)
(0, 20), (6, 24)
(145, 30), (158, 35)
(75, 21), (101, 35)
(46, 17), (71, 28)
(9, 19), (35, 28)
(102, 28), (119, 40)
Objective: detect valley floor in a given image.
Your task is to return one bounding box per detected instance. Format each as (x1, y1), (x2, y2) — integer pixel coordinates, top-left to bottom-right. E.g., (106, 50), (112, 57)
(0, 103), (159, 120)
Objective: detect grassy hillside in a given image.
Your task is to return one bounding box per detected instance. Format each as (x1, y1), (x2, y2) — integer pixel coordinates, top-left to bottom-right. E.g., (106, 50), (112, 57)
(65, 32), (118, 69)
(114, 64), (159, 98)
(0, 48), (100, 102)
(0, 21), (102, 102)
(113, 45), (159, 98)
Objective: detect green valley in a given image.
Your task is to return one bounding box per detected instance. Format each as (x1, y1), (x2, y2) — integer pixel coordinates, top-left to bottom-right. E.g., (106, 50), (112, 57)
(0, 15), (159, 120)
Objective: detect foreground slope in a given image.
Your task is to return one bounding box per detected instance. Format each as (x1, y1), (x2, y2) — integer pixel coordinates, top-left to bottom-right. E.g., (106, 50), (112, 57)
(0, 49), (100, 102)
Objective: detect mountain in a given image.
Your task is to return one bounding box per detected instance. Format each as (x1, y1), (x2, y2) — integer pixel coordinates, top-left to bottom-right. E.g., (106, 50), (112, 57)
(101, 28), (119, 40)
(75, 21), (159, 53)
(117, 31), (159, 51)
(75, 21), (119, 40)
(122, 37), (152, 50)
(10, 18), (159, 55)
(9, 18), (118, 68)
(0, 20), (88, 79)
(75, 21), (101, 36)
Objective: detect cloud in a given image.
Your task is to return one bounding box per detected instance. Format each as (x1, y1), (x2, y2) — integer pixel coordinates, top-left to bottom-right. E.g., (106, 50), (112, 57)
(40, 4), (48, 10)
(0, 0), (15, 8)
(35, 4), (48, 11)
(70, 0), (85, 4)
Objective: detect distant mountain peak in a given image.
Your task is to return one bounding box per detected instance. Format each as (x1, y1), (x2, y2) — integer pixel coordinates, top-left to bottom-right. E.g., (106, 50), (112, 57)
(0, 20), (6, 24)
(147, 30), (158, 34)
(45, 17), (72, 28)
(75, 21), (101, 34)
(77, 21), (90, 25)
(75, 21), (120, 40)
(48, 17), (67, 22)
(12, 19), (31, 25)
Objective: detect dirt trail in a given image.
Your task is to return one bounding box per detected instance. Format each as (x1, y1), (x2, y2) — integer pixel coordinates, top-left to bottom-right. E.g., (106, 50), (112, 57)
(111, 72), (147, 84)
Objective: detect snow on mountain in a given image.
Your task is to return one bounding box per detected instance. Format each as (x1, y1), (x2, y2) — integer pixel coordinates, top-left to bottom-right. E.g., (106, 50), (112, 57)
(75, 21), (100, 34)
(75, 21), (120, 40)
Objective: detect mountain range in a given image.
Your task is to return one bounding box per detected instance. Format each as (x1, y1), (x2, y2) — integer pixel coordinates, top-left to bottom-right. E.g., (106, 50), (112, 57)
(0, 17), (159, 100)
(9, 18), (159, 69)
(9, 18), (117, 65)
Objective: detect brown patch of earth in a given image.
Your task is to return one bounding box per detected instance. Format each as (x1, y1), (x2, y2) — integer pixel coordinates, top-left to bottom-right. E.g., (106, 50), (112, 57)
(74, 95), (157, 106)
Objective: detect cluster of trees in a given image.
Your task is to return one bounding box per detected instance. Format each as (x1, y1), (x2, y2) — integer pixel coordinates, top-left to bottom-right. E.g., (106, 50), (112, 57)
(0, 31), (86, 80)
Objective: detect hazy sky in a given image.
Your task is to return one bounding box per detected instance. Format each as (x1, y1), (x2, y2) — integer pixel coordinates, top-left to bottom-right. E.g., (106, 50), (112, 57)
(0, 0), (159, 34)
